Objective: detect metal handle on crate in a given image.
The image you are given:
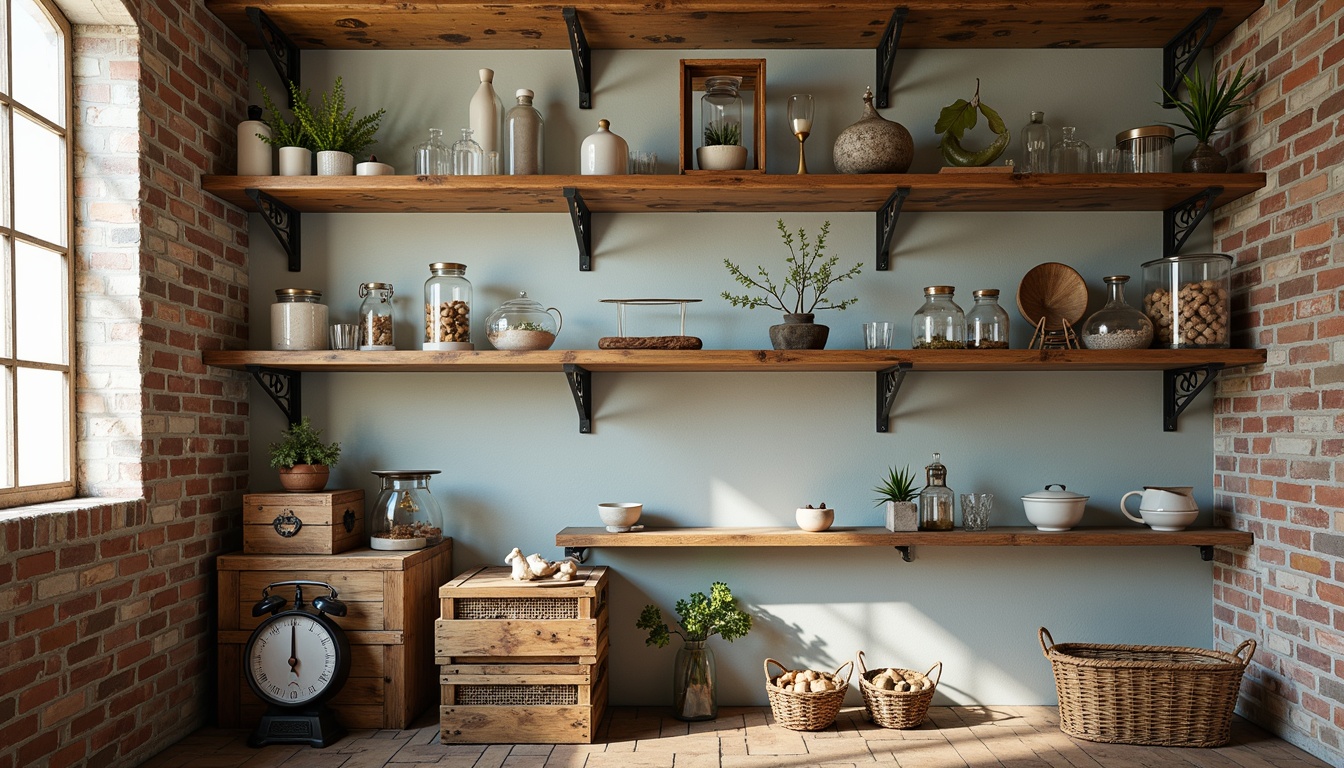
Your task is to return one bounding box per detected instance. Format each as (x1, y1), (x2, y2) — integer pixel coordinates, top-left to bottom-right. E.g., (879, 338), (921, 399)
(1038, 627), (1056, 657)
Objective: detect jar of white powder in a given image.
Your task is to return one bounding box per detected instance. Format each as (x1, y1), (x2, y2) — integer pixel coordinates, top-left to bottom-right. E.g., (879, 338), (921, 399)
(271, 288), (328, 351)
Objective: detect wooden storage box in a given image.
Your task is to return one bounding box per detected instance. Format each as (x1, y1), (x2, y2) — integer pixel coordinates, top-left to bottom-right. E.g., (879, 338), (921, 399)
(439, 655), (608, 743)
(216, 540), (453, 730)
(242, 489), (364, 554)
(435, 565), (609, 664)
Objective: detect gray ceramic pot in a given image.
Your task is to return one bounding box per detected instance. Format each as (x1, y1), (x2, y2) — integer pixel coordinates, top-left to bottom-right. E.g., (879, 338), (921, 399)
(769, 313), (829, 349)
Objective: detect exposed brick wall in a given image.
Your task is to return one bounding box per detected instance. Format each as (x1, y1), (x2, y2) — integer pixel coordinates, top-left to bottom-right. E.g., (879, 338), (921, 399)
(0, 0), (250, 764)
(1212, 1), (1344, 764)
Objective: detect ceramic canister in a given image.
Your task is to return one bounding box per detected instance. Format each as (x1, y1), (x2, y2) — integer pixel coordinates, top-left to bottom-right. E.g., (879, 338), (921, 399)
(580, 119), (629, 175)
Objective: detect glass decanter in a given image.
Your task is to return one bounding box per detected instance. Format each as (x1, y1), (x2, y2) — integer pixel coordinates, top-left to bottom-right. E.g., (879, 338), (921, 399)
(918, 453), (954, 531)
(1050, 126), (1090, 173)
(1021, 111), (1052, 173)
(1082, 275), (1154, 350)
(451, 128), (483, 175)
(413, 128), (450, 175)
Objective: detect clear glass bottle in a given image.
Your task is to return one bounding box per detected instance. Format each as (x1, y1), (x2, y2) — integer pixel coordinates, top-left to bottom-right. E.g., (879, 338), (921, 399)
(271, 288), (328, 351)
(369, 470), (444, 550)
(701, 76), (744, 151)
(358, 281), (395, 350)
(966, 289), (1010, 349)
(423, 263), (472, 350)
(1021, 111), (1052, 174)
(912, 286), (966, 349)
(413, 128), (450, 175)
(451, 128), (483, 176)
(1141, 253), (1232, 348)
(1050, 126), (1091, 173)
(918, 452), (954, 531)
(1081, 275), (1154, 350)
(673, 640), (716, 721)
(506, 89), (544, 175)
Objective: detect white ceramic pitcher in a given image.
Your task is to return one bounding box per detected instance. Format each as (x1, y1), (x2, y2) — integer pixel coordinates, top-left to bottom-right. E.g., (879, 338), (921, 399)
(1121, 486), (1198, 531)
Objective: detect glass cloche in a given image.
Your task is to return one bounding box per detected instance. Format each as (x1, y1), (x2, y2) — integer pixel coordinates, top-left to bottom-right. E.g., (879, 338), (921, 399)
(485, 291), (563, 350)
(369, 470), (444, 550)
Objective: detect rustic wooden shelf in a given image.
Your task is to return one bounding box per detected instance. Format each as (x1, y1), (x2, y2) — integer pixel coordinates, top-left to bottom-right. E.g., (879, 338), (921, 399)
(554, 526), (1255, 562)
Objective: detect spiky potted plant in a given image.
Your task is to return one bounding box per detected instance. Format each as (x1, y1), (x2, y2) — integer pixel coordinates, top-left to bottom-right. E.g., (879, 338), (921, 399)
(697, 118), (747, 170)
(637, 582), (753, 721)
(294, 76), (386, 175)
(1159, 62), (1259, 173)
(268, 417), (342, 492)
(257, 80), (314, 175)
(875, 465), (919, 532)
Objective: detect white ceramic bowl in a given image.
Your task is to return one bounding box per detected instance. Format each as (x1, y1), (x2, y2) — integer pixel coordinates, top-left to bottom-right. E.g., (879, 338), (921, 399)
(795, 506), (834, 532)
(1021, 484), (1088, 531)
(598, 502), (642, 532)
(1134, 508), (1199, 532)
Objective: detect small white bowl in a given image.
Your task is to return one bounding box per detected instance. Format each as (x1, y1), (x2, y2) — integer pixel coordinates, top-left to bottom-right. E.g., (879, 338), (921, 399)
(598, 502), (642, 532)
(795, 507), (834, 532)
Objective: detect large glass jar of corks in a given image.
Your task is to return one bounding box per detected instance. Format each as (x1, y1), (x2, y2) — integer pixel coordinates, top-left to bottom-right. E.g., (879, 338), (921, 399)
(912, 286), (966, 349)
(423, 263), (473, 350)
(918, 453), (954, 531)
(369, 470), (444, 550)
(966, 289), (1010, 349)
(1081, 275), (1153, 349)
(1141, 253), (1232, 348)
(358, 282), (395, 350)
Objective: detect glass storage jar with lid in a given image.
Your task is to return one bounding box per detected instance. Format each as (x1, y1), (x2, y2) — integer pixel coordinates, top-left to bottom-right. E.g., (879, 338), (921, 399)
(918, 452), (954, 531)
(966, 288), (1009, 349)
(1081, 275), (1153, 349)
(369, 470), (444, 550)
(698, 76), (748, 170)
(485, 291), (563, 350)
(358, 282), (396, 350)
(1116, 125), (1174, 172)
(423, 263), (472, 350)
(271, 288), (328, 351)
(1141, 253), (1232, 348)
(912, 286), (966, 349)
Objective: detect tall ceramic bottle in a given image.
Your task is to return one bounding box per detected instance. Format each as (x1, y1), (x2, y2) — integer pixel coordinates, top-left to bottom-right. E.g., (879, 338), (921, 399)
(238, 105), (273, 175)
(469, 68), (504, 170)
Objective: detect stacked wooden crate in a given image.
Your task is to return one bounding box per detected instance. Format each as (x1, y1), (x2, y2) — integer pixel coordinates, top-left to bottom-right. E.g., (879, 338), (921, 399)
(435, 565), (609, 743)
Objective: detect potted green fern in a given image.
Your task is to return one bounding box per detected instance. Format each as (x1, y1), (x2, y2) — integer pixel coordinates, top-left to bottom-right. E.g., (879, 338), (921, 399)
(269, 417), (342, 492)
(257, 81), (314, 175)
(1159, 62), (1258, 173)
(875, 465), (919, 531)
(294, 76), (387, 175)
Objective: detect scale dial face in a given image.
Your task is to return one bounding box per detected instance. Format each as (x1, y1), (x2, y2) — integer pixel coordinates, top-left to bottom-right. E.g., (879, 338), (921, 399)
(245, 612), (341, 707)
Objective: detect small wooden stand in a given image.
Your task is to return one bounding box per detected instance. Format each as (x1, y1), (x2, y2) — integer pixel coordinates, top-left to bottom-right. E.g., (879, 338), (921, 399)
(1028, 317), (1080, 349)
(679, 59), (766, 174)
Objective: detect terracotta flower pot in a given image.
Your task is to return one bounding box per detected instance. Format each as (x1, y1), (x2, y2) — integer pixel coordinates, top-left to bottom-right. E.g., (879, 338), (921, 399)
(278, 464), (330, 492)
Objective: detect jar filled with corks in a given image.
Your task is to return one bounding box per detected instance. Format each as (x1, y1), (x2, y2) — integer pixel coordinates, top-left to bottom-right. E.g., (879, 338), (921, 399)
(1141, 253), (1232, 349)
(358, 281), (396, 350)
(423, 262), (473, 351)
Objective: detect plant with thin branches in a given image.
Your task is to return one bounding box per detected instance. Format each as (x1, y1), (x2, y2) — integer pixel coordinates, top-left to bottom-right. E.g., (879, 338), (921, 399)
(722, 219), (862, 315)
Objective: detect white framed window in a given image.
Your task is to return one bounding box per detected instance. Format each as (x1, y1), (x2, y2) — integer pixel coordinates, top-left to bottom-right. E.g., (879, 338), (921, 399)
(1, 0), (74, 507)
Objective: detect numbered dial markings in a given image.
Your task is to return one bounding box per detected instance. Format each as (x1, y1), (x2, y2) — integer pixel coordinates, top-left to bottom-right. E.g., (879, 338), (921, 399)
(247, 614), (339, 706)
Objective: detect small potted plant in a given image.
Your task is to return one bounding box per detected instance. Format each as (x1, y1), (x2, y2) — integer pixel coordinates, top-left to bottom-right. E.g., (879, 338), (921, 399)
(257, 81), (314, 176)
(875, 465), (919, 532)
(698, 119), (747, 170)
(1159, 62), (1259, 173)
(294, 76), (386, 175)
(637, 581), (753, 722)
(722, 219), (862, 349)
(268, 417), (342, 492)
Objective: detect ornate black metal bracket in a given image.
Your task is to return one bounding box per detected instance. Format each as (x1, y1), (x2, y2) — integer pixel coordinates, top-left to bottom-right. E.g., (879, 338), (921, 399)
(876, 186), (910, 270)
(246, 189), (302, 272)
(1164, 186), (1222, 257)
(1162, 7), (1222, 107)
(246, 365), (302, 424)
(563, 7), (593, 109)
(876, 362), (912, 433)
(246, 8), (301, 108)
(564, 546), (589, 562)
(1198, 545), (1214, 561)
(875, 7), (908, 109)
(895, 545), (913, 562)
(1163, 363), (1223, 432)
(564, 187), (593, 271)
(564, 363), (593, 434)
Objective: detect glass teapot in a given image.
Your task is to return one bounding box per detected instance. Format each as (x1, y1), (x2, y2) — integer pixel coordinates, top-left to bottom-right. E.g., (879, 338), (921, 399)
(485, 291), (563, 350)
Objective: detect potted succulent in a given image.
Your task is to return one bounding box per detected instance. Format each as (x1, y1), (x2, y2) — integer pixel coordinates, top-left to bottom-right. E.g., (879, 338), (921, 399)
(293, 76), (386, 175)
(1159, 62), (1259, 173)
(637, 582), (753, 721)
(875, 465), (919, 532)
(268, 417), (342, 492)
(257, 81), (314, 175)
(722, 219), (862, 349)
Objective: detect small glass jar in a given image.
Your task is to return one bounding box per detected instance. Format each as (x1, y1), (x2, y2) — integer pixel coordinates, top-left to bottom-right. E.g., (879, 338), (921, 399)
(451, 128), (483, 175)
(271, 288), (328, 351)
(966, 289), (1010, 349)
(413, 128), (450, 175)
(1050, 126), (1090, 173)
(369, 470), (444, 550)
(1082, 275), (1154, 350)
(1021, 111), (1052, 174)
(423, 263), (472, 350)
(1116, 125), (1174, 173)
(358, 281), (395, 350)
(1142, 253), (1232, 348)
(485, 291), (563, 350)
(918, 452), (954, 531)
(912, 286), (966, 349)
(701, 76), (744, 150)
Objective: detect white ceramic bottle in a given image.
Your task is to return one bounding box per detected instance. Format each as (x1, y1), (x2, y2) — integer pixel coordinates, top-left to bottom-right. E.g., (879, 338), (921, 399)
(238, 105), (273, 175)
(469, 68), (503, 163)
(580, 119), (629, 175)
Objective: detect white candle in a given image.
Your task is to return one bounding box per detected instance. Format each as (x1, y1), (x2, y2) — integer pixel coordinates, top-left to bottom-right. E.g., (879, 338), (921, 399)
(791, 118), (813, 135)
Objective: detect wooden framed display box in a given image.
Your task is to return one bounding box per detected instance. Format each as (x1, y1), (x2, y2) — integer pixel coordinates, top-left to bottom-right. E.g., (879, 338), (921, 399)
(216, 540), (453, 730)
(242, 488), (364, 554)
(679, 59), (766, 174)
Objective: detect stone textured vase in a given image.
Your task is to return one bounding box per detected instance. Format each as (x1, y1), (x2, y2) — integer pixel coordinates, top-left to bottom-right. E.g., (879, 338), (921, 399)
(833, 86), (914, 174)
(1182, 141), (1228, 173)
(278, 464), (330, 492)
(885, 501), (919, 532)
(769, 313), (829, 350)
(316, 150), (355, 175)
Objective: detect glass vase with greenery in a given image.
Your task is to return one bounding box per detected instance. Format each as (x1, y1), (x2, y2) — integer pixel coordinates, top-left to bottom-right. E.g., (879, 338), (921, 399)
(1159, 62), (1258, 172)
(637, 582), (752, 721)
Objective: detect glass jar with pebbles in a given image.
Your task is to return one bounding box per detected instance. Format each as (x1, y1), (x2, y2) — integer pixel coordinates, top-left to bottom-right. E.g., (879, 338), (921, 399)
(966, 289), (1009, 349)
(1141, 254), (1231, 349)
(485, 291), (562, 350)
(271, 288), (328, 351)
(358, 282), (396, 350)
(911, 286), (966, 349)
(1081, 275), (1153, 349)
(369, 470), (444, 550)
(423, 263), (473, 350)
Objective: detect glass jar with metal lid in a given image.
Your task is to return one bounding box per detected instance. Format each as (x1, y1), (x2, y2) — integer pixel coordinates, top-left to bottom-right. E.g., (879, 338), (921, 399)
(966, 288), (1010, 349)
(912, 286), (966, 349)
(918, 452), (954, 531)
(1141, 253), (1232, 348)
(423, 263), (473, 351)
(1116, 125), (1174, 172)
(271, 288), (328, 351)
(358, 282), (396, 350)
(369, 470), (444, 550)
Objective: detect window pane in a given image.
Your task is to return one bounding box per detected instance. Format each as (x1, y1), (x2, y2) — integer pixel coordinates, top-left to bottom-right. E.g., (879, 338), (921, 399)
(0, 108), (9, 230)
(16, 366), (67, 485)
(0, 236), (10, 358)
(15, 240), (66, 364)
(12, 0), (65, 126)
(13, 113), (65, 245)
(0, 368), (11, 489)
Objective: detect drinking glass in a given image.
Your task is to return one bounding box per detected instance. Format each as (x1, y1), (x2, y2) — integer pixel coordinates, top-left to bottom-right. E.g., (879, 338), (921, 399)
(863, 322), (893, 350)
(961, 492), (994, 531)
(628, 151), (658, 174)
(329, 323), (359, 350)
(1092, 147), (1121, 173)
(787, 94), (814, 174)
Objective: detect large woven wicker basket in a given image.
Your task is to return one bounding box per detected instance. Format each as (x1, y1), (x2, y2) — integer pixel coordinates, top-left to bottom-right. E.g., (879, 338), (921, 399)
(1039, 627), (1256, 748)
(764, 658), (853, 731)
(856, 651), (941, 729)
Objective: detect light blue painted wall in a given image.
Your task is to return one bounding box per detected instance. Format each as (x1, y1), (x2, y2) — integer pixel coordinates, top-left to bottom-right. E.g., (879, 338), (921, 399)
(246, 45), (1219, 707)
